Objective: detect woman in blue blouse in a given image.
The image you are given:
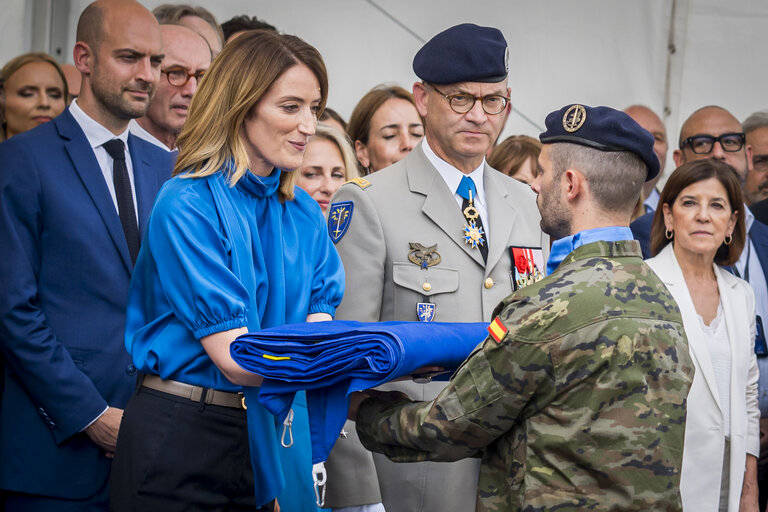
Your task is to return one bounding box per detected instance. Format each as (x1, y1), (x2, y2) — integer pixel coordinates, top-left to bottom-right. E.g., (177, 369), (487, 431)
(110, 31), (344, 512)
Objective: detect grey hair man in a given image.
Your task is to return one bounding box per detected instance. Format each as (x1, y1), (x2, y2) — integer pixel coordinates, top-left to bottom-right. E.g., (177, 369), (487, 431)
(131, 24), (211, 150)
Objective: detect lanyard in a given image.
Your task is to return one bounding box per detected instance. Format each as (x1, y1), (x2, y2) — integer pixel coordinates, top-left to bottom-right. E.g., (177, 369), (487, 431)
(733, 241), (751, 282)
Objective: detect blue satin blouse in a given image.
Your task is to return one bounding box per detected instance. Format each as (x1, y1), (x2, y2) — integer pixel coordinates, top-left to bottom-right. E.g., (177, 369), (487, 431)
(125, 166), (345, 391)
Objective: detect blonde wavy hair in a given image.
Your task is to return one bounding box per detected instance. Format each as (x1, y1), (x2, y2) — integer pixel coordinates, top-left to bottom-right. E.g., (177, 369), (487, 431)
(173, 30), (328, 201)
(313, 124), (362, 181)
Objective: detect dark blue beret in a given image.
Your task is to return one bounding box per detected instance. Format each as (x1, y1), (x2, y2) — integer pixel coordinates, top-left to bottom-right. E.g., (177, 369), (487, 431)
(539, 104), (660, 181)
(413, 23), (509, 84)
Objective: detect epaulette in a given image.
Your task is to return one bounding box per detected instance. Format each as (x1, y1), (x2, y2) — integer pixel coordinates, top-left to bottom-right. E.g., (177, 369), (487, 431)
(346, 177), (372, 189)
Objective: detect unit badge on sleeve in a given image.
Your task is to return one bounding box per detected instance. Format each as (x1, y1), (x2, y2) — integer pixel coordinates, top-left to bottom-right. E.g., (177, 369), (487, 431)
(328, 201), (353, 244)
(509, 246), (545, 290)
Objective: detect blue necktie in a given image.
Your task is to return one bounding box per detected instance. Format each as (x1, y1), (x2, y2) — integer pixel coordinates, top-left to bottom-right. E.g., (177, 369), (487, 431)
(456, 176), (487, 261)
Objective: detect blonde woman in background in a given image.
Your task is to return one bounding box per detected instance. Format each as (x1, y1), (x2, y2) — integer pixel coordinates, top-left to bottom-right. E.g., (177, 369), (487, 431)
(1, 52), (68, 142)
(296, 124), (361, 214)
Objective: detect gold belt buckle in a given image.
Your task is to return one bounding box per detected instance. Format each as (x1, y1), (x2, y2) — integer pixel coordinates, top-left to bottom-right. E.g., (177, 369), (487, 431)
(239, 393), (247, 410)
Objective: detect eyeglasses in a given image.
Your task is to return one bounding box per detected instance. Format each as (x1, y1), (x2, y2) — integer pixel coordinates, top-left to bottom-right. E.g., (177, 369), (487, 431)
(428, 83), (510, 115)
(161, 66), (206, 87)
(680, 133), (746, 154)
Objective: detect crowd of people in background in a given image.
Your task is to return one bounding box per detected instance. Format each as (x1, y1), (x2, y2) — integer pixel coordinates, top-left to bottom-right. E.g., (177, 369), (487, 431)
(1, 1), (768, 511)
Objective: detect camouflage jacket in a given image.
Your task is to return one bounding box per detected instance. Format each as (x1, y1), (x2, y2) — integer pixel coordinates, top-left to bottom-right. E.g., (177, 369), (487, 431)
(356, 240), (694, 511)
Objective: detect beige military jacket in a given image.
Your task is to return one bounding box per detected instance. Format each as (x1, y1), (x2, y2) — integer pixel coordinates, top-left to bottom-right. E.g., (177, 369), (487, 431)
(324, 143), (547, 511)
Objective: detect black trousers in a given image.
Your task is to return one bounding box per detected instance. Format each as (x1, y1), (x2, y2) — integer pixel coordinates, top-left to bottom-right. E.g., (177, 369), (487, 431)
(109, 386), (275, 512)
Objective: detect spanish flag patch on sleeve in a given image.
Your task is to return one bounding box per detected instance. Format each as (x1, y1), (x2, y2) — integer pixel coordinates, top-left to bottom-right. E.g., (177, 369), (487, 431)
(488, 317), (508, 343)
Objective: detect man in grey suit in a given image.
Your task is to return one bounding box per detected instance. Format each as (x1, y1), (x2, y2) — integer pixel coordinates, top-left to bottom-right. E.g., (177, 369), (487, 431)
(325, 23), (547, 512)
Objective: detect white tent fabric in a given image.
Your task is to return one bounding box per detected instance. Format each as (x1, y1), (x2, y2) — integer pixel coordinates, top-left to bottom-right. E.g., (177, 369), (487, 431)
(3, 0), (767, 177)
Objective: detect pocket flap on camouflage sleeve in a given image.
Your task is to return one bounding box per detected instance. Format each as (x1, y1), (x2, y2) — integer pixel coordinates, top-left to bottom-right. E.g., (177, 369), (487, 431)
(442, 343), (506, 422)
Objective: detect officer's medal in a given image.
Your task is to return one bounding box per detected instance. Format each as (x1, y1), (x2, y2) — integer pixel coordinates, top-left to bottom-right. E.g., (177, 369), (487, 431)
(409, 242), (440, 322)
(462, 189), (485, 250)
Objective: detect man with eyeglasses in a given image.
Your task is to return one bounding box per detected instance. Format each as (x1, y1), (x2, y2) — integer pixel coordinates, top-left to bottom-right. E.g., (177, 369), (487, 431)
(325, 23), (546, 512)
(130, 24), (210, 151)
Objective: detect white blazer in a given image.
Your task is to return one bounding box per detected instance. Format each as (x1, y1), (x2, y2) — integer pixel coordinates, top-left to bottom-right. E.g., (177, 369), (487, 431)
(647, 243), (760, 511)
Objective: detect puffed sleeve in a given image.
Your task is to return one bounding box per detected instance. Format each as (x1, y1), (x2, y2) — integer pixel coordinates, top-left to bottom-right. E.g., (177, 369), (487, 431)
(146, 179), (250, 339)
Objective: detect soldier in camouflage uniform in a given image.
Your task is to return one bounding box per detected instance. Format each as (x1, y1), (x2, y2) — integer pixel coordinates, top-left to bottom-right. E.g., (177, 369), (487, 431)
(352, 105), (695, 511)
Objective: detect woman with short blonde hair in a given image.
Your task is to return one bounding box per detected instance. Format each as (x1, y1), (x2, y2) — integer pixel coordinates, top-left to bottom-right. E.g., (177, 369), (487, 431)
(296, 124), (361, 213)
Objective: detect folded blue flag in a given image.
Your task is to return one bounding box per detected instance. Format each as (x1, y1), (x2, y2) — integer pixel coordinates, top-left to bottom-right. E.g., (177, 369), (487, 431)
(231, 321), (488, 463)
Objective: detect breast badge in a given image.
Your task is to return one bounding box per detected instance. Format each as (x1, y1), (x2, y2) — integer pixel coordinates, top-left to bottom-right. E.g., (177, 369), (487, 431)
(510, 246), (545, 290)
(328, 201), (353, 244)
(408, 243), (441, 269)
(417, 302), (436, 322)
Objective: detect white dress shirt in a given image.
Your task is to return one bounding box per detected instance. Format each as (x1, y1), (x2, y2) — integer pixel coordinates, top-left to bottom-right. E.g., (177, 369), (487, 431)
(129, 119), (174, 152)
(421, 138), (489, 233)
(69, 100), (138, 222)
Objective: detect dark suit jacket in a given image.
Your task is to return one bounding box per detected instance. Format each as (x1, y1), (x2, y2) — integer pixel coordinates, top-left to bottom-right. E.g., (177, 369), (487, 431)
(752, 198), (768, 226)
(630, 211), (655, 259)
(0, 108), (173, 499)
(748, 218), (768, 280)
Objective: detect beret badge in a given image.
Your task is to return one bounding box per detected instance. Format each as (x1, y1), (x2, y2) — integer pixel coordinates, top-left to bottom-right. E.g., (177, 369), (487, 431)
(562, 104), (587, 133)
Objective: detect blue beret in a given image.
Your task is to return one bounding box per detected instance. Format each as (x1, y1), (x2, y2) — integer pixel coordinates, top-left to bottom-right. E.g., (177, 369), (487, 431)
(539, 104), (660, 181)
(413, 23), (509, 84)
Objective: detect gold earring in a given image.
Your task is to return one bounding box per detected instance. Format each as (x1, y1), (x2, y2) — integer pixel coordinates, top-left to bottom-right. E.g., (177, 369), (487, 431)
(724, 234), (732, 246)
(665, 228), (673, 240)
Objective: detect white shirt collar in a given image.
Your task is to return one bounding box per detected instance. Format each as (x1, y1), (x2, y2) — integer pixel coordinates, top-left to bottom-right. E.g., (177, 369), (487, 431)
(745, 202), (755, 232)
(421, 138), (486, 207)
(69, 99), (130, 150)
(644, 188), (660, 212)
(129, 119), (174, 151)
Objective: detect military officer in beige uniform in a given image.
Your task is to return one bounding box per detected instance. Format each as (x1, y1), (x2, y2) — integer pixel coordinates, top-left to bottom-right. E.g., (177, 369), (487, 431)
(324, 23), (547, 512)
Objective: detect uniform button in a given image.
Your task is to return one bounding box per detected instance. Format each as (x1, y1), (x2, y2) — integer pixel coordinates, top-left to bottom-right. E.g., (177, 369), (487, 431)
(422, 282), (432, 292)
(126, 363), (137, 376)
(484, 278), (494, 289)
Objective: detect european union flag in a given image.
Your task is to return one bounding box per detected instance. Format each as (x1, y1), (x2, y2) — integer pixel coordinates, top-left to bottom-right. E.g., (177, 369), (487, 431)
(231, 321), (487, 463)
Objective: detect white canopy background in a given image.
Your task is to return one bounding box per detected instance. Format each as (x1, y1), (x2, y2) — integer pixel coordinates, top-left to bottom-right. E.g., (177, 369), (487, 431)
(3, 0), (767, 176)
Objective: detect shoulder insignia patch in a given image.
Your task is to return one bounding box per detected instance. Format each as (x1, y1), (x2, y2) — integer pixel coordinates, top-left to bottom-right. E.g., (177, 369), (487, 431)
(488, 317), (508, 344)
(328, 201), (354, 244)
(347, 177), (372, 189)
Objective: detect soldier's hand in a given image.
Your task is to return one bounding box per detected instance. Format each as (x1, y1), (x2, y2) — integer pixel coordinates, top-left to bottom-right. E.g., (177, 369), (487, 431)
(84, 406), (123, 458)
(348, 391), (371, 420)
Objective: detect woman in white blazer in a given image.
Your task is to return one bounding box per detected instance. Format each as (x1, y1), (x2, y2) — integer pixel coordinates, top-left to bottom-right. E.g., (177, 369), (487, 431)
(645, 159), (759, 511)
